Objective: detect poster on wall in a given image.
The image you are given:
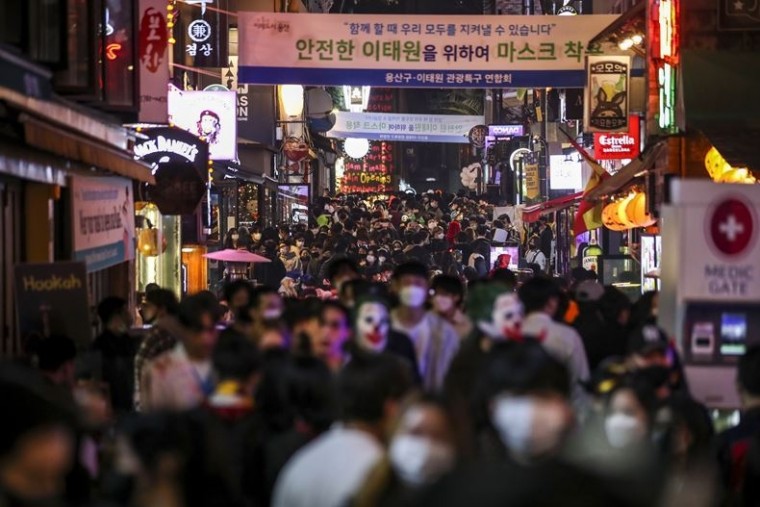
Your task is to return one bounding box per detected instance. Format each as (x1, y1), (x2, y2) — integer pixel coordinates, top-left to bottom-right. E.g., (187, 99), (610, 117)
(14, 262), (92, 346)
(584, 55), (630, 133)
(168, 86), (237, 160)
(70, 176), (135, 273)
(138, 0), (169, 122)
(238, 12), (618, 88)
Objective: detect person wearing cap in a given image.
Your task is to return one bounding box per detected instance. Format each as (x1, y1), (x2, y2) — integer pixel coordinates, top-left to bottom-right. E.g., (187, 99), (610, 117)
(625, 324), (671, 371)
(572, 281), (617, 372)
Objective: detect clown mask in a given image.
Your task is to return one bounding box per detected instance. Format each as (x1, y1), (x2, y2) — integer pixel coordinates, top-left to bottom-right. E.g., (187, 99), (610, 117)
(356, 302), (390, 352)
(477, 293), (524, 341)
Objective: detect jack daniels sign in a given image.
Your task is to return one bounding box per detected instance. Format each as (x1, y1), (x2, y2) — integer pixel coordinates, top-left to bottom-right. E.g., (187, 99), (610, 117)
(177, 0), (229, 68)
(134, 128), (209, 215)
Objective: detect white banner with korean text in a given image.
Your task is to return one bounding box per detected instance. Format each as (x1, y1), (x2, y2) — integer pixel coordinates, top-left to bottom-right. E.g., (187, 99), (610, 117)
(326, 112), (485, 143)
(71, 176), (135, 273)
(238, 13), (619, 88)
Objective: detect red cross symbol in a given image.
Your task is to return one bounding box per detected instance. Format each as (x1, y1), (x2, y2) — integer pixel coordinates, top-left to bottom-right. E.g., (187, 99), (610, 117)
(709, 198), (755, 257)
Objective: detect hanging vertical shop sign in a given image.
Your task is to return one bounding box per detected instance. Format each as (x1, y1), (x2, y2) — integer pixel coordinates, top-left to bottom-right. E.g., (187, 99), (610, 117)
(649, 0), (680, 133)
(584, 55), (630, 133)
(138, 0), (169, 122)
(180, 0), (229, 68)
(134, 128), (209, 215)
(525, 161), (540, 200)
(71, 176), (136, 273)
(167, 87), (237, 160)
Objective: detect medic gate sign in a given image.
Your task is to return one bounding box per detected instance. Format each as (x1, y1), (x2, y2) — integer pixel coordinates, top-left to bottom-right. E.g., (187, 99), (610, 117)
(669, 181), (760, 300)
(593, 115), (640, 160)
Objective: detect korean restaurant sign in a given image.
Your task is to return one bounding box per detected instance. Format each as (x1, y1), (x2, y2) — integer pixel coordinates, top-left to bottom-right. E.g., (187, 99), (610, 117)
(326, 112), (484, 143)
(584, 55), (631, 133)
(138, 0), (169, 123)
(70, 176), (135, 273)
(594, 115), (640, 160)
(238, 13), (619, 88)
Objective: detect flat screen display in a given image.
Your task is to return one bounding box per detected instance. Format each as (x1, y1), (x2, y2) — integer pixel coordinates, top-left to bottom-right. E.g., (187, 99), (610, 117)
(490, 246), (519, 271)
(721, 313), (747, 356)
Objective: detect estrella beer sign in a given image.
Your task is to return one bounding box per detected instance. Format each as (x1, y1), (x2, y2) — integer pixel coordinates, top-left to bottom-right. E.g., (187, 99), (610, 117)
(593, 115), (640, 160)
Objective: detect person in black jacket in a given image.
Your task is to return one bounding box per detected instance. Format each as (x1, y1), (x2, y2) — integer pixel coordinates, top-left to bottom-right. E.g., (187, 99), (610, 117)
(253, 240), (287, 289)
(91, 296), (137, 414)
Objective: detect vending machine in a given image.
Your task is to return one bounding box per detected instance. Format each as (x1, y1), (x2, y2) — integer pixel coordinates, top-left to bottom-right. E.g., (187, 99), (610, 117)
(660, 181), (760, 408)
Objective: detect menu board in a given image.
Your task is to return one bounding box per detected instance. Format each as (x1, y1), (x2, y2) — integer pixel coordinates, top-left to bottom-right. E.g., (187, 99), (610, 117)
(339, 88), (396, 193)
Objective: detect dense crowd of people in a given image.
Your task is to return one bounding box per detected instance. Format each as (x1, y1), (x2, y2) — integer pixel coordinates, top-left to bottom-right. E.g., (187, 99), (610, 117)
(6, 192), (760, 507)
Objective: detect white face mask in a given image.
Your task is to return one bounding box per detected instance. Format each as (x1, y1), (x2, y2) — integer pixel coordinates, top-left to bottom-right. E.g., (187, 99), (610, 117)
(389, 435), (455, 487)
(262, 308), (282, 320)
(433, 295), (455, 314)
(399, 286), (427, 308)
(356, 302), (390, 352)
(366, 255), (376, 264)
(378, 256), (387, 264)
(605, 413), (646, 449)
(491, 396), (535, 457)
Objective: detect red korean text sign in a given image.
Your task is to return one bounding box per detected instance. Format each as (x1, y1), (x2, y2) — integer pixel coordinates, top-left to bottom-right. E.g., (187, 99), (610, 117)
(593, 115), (640, 160)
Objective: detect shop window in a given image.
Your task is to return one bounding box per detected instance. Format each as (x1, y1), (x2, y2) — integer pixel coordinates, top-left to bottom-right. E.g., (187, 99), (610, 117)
(55, 0), (99, 95)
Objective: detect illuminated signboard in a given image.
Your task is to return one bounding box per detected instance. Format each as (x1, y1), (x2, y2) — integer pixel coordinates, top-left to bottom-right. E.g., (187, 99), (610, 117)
(650, 0), (679, 132)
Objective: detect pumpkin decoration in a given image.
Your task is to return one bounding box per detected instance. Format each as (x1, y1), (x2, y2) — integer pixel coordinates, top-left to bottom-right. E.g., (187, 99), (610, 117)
(616, 193), (637, 229)
(628, 192), (657, 227)
(603, 201), (627, 231)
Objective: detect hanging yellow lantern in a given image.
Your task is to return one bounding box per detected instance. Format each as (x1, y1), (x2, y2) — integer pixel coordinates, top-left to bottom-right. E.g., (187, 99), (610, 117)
(617, 193), (637, 229)
(704, 147), (727, 180)
(137, 228), (167, 257)
(603, 201), (627, 231)
(628, 192), (657, 227)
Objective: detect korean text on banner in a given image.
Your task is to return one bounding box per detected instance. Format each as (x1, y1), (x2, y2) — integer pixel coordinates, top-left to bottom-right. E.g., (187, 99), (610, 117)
(238, 13), (620, 88)
(327, 112), (485, 143)
(138, 0), (169, 123)
(71, 176), (135, 273)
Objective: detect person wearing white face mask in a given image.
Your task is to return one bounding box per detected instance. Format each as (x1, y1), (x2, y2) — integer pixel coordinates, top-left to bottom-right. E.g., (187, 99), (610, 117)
(353, 396), (458, 507)
(430, 275), (472, 341)
(391, 262), (459, 392)
(480, 342), (575, 464)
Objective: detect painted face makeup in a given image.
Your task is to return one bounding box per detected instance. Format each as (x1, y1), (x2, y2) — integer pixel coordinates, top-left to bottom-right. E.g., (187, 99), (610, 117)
(478, 293), (524, 340)
(356, 302), (390, 352)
